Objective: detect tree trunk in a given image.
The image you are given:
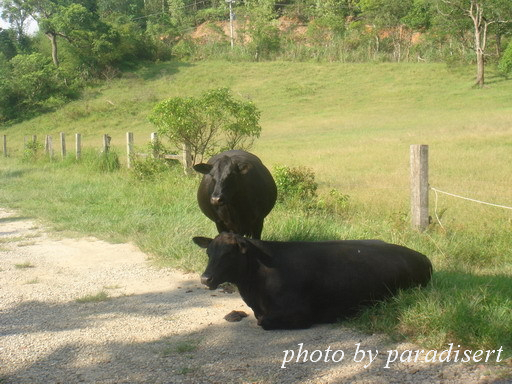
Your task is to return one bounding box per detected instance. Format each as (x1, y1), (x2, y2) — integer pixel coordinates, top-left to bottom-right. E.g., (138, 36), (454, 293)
(470, 2), (485, 88)
(496, 33), (502, 57)
(476, 49), (484, 87)
(47, 33), (59, 67)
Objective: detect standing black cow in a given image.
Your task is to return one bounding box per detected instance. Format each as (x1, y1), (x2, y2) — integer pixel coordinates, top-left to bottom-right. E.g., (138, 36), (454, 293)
(193, 150), (277, 239)
(193, 233), (433, 330)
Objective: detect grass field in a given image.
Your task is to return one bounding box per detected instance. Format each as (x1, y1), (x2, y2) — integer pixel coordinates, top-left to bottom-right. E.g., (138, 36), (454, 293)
(0, 61), (511, 361)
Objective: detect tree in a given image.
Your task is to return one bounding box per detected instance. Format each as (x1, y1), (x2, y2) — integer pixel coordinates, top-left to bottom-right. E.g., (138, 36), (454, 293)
(0, 28), (18, 59)
(2, 0), (31, 41)
(360, 0), (424, 61)
(149, 88), (261, 165)
(0, 52), (73, 122)
(8, 0), (116, 69)
(434, 0), (512, 87)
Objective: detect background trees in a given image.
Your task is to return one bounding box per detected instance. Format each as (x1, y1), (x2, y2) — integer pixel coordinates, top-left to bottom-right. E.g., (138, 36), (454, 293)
(0, 0), (511, 123)
(433, 0), (512, 87)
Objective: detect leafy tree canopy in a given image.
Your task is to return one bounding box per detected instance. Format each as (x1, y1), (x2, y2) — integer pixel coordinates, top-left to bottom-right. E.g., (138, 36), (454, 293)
(149, 88), (261, 164)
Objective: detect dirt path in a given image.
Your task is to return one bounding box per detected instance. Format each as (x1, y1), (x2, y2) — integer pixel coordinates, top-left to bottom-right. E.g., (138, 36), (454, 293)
(0, 208), (509, 384)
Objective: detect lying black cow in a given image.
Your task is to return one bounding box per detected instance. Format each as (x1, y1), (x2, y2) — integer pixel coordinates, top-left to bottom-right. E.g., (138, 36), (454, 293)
(193, 150), (277, 239)
(193, 233), (432, 330)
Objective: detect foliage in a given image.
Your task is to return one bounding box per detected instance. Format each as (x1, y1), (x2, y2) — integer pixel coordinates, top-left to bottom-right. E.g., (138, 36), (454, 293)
(498, 41), (512, 75)
(149, 88), (261, 164)
(316, 189), (351, 216)
(0, 29), (18, 60)
(240, 1), (282, 60)
(0, 0), (510, 124)
(21, 137), (44, 162)
(432, 0), (512, 86)
(130, 140), (177, 181)
(0, 53), (75, 122)
(273, 164), (318, 202)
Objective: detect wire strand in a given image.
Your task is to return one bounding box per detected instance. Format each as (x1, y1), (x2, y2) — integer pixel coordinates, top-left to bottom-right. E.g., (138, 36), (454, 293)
(430, 187), (512, 210)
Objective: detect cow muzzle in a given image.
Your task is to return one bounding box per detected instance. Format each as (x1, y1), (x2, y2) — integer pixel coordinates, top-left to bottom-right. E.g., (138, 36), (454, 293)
(210, 196), (224, 206)
(201, 274), (216, 289)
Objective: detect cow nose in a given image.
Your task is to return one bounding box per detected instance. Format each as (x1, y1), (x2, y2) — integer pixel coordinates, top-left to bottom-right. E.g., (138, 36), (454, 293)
(210, 196), (224, 206)
(201, 275), (212, 286)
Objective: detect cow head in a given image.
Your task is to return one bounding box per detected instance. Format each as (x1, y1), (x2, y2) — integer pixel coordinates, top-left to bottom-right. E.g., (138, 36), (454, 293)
(193, 232), (249, 290)
(193, 156), (252, 206)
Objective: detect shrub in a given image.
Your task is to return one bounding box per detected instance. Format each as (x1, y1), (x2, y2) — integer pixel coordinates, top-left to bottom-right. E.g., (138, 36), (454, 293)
(317, 189), (350, 216)
(130, 141), (177, 180)
(0, 53), (78, 122)
(498, 41), (512, 75)
(273, 164), (318, 202)
(22, 138), (44, 163)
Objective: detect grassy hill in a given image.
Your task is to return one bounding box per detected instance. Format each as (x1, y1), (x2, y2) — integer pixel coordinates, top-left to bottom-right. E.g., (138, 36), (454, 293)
(1, 61), (511, 356)
(3, 61), (512, 224)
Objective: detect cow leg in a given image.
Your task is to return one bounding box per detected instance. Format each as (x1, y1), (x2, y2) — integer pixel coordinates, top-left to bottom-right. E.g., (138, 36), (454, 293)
(251, 219), (264, 239)
(258, 313), (313, 330)
(257, 300), (313, 330)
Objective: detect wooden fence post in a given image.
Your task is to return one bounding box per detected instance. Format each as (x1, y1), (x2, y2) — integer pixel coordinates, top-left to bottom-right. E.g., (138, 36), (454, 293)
(410, 144), (429, 232)
(75, 133), (82, 160)
(60, 132), (66, 158)
(126, 132), (134, 168)
(45, 135), (54, 159)
(103, 134), (111, 153)
(151, 132), (158, 158)
(2, 135), (6, 157)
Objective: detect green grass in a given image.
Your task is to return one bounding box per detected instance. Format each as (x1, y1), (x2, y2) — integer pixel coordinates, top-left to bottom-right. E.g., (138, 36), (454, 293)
(0, 60), (511, 359)
(75, 291), (110, 303)
(14, 261), (35, 269)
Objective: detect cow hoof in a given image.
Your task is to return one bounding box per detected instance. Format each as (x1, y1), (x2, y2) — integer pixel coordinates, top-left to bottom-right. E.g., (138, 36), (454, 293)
(224, 310), (248, 322)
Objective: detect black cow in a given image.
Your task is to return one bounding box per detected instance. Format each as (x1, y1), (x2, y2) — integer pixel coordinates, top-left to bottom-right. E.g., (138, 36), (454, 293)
(193, 233), (432, 330)
(193, 150), (277, 239)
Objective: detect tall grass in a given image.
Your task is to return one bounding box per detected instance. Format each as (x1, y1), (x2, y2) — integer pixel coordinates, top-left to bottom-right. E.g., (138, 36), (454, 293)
(0, 61), (511, 359)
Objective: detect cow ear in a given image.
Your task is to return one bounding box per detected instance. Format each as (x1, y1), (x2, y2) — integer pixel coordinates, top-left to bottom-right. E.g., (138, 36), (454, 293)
(193, 163), (213, 174)
(234, 236), (249, 254)
(238, 162), (252, 175)
(192, 237), (212, 249)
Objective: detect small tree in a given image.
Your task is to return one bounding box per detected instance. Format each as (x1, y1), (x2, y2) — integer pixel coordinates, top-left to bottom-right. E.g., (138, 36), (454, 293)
(149, 88), (261, 165)
(434, 0), (512, 87)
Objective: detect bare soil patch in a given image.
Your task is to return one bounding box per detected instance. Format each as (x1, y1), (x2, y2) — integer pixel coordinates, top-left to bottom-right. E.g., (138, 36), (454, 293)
(0, 208), (508, 383)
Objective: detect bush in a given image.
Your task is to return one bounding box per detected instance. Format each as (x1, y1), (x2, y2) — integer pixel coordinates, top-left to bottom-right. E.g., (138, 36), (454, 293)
(22, 138), (44, 163)
(273, 164), (318, 202)
(498, 41), (512, 75)
(273, 165), (351, 216)
(316, 189), (350, 216)
(130, 141), (177, 180)
(0, 53), (78, 122)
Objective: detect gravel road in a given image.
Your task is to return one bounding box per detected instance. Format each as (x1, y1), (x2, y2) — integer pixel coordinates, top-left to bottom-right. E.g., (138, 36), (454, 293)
(0, 208), (509, 384)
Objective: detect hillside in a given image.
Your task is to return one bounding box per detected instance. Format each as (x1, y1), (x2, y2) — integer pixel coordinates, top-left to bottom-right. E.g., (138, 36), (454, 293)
(3, 61), (511, 223)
